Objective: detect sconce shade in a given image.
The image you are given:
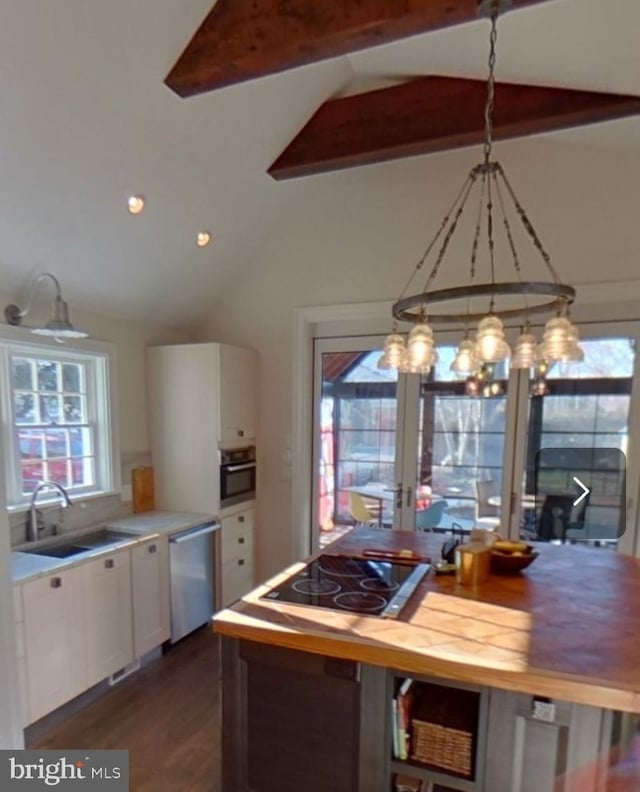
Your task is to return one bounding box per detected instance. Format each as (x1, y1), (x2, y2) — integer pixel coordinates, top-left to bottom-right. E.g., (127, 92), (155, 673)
(4, 273), (88, 340)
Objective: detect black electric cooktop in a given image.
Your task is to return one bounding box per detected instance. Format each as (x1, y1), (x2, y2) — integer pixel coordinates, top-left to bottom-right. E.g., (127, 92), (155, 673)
(261, 555), (430, 619)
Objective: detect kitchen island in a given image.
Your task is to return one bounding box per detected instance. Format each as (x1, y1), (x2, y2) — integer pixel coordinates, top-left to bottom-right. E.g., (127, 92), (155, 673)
(213, 527), (640, 792)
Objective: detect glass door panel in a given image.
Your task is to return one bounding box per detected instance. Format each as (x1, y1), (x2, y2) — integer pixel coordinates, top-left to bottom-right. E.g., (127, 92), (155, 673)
(513, 336), (635, 548)
(406, 347), (510, 534)
(313, 342), (399, 549)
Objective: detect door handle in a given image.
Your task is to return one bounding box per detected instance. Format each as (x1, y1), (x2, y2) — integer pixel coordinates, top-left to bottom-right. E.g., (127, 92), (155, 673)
(238, 559), (245, 566)
(406, 485), (413, 508)
(50, 577), (62, 589)
(105, 559), (114, 569)
(238, 537), (245, 544)
(394, 483), (403, 509)
(148, 544), (157, 554)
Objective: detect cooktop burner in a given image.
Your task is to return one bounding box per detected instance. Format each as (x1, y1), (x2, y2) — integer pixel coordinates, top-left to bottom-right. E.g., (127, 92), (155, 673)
(262, 555), (430, 618)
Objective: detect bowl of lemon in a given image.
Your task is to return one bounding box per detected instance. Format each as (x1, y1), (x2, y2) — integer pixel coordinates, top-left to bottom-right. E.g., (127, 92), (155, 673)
(490, 540), (538, 574)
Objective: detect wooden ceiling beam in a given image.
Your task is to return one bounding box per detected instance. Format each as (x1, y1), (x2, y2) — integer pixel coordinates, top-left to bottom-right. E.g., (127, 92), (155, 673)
(165, 0), (558, 97)
(267, 77), (640, 179)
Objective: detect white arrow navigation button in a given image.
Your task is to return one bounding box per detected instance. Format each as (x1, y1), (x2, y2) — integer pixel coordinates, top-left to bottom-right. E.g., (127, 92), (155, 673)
(572, 476), (590, 507)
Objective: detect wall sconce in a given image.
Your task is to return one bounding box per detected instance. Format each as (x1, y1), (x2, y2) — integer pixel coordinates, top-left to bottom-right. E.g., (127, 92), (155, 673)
(4, 273), (88, 340)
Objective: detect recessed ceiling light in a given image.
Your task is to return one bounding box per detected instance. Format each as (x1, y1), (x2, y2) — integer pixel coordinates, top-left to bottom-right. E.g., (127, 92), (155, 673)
(127, 195), (145, 215)
(196, 231), (212, 247)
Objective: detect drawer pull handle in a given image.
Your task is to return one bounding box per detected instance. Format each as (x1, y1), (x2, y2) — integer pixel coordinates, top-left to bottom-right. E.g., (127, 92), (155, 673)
(148, 544), (157, 554)
(238, 537), (245, 544)
(238, 429), (245, 437)
(105, 559), (115, 569)
(238, 559), (245, 566)
(50, 577), (62, 589)
(238, 515), (245, 523)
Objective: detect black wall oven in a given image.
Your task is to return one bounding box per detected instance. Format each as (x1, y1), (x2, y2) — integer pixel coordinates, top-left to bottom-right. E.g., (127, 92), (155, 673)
(220, 446), (256, 508)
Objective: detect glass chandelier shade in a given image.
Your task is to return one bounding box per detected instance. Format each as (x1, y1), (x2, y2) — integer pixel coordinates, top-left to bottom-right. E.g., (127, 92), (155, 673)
(451, 338), (480, 375)
(399, 324), (438, 374)
(475, 316), (510, 363)
(510, 331), (538, 369)
(539, 315), (580, 362)
(378, 333), (406, 370)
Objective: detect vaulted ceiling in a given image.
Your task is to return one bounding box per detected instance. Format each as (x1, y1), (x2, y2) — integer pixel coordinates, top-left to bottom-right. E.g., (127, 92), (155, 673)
(0, 0), (639, 331)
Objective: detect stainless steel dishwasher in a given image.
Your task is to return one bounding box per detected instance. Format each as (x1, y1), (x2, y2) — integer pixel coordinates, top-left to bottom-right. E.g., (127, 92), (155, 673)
(169, 520), (220, 643)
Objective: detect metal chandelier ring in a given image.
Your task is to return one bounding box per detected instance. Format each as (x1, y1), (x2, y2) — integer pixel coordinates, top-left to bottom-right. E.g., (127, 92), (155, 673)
(392, 281), (576, 326)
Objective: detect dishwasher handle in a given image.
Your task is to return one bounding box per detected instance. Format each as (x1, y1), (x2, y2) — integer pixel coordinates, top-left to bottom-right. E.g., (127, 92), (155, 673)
(170, 523), (219, 544)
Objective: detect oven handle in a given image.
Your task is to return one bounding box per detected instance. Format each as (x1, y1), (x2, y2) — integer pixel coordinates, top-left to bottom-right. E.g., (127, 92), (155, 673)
(224, 462), (256, 473)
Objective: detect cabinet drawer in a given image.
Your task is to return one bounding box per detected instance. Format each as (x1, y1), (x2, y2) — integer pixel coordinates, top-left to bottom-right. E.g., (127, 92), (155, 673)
(222, 557), (254, 606)
(222, 527), (254, 565)
(13, 585), (23, 624)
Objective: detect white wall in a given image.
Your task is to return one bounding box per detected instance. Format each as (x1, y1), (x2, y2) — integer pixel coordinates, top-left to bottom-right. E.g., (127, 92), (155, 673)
(196, 136), (640, 581)
(0, 290), (191, 746)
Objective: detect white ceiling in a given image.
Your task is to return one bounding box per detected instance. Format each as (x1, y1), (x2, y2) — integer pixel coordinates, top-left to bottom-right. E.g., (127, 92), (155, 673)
(0, 0), (638, 331)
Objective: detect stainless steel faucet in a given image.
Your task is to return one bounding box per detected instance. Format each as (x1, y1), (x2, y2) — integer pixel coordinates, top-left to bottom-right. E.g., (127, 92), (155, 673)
(27, 481), (73, 542)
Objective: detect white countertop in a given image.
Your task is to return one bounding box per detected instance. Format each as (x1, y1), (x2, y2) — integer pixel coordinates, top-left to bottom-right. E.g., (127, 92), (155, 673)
(12, 510), (218, 584)
(108, 510), (218, 536)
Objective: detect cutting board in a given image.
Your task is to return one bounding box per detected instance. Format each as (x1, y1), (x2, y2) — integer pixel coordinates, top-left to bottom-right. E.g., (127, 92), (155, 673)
(132, 466), (155, 513)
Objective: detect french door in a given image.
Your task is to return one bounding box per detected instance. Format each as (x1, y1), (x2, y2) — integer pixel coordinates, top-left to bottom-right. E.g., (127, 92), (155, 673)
(312, 324), (640, 554)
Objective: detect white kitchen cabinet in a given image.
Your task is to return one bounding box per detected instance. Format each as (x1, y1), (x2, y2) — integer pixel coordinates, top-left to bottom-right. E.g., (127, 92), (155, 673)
(22, 566), (87, 724)
(147, 342), (258, 515)
(12, 585), (28, 728)
(218, 344), (258, 448)
(82, 550), (134, 688)
(131, 536), (170, 657)
(220, 505), (254, 607)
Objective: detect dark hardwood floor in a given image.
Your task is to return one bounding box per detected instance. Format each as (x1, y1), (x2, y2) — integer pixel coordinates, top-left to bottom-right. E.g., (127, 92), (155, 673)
(31, 627), (222, 792)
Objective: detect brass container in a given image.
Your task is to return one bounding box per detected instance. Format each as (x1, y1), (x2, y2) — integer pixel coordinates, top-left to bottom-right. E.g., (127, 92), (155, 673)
(455, 543), (491, 586)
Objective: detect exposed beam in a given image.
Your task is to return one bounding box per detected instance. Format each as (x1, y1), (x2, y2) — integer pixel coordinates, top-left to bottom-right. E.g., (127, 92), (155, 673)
(165, 0), (558, 97)
(268, 77), (640, 179)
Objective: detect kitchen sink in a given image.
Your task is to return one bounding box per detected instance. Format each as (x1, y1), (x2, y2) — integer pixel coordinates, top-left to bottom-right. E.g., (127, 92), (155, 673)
(73, 528), (135, 547)
(27, 544), (91, 558)
(22, 528), (135, 558)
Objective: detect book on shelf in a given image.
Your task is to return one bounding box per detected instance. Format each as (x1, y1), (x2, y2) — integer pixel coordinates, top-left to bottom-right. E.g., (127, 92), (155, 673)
(395, 677), (415, 761)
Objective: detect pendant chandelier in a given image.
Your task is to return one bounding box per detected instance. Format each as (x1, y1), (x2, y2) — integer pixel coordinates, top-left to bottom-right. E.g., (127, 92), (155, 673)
(378, 0), (583, 378)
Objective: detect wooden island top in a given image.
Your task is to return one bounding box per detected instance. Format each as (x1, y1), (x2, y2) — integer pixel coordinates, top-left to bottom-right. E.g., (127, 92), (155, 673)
(213, 527), (640, 713)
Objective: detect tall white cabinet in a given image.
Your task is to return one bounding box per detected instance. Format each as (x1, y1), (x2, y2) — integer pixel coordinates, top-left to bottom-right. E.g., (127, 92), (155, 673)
(147, 342), (258, 605)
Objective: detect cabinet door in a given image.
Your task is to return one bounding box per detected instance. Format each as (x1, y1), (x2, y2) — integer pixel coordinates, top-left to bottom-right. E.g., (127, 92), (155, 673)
(131, 537), (170, 656)
(82, 551), (134, 687)
(221, 508), (254, 607)
(22, 567), (86, 724)
(219, 345), (258, 447)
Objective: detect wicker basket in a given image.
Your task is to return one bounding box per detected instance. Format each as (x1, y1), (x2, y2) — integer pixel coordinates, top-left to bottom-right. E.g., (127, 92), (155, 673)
(408, 684), (478, 779)
(411, 720), (473, 777)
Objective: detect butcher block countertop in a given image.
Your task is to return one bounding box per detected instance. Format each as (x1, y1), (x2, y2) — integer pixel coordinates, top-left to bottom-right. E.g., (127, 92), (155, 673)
(214, 527), (640, 713)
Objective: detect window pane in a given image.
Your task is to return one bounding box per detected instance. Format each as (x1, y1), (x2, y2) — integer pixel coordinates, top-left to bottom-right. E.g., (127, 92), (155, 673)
(63, 395), (85, 423)
(12, 358), (32, 390)
(595, 395), (630, 433)
(48, 459), (70, 488)
(62, 363), (82, 392)
(19, 429), (45, 461)
(15, 393), (36, 424)
(38, 361), (59, 392)
(21, 462), (44, 493)
(45, 429), (68, 458)
(39, 395), (61, 423)
(69, 427), (92, 457)
(72, 457), (94, 487)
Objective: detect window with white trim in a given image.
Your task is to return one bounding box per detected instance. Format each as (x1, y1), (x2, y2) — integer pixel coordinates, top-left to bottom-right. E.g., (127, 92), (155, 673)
(0, 337), (117, 509)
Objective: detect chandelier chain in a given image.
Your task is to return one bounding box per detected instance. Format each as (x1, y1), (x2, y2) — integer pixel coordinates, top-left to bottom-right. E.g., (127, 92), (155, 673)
(397, 173), (476, 301)
(497, 165), (561, 283)
(470, 172), (488, 282)
(483, 12), (499, 165)
(422, 174), (478, 293)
